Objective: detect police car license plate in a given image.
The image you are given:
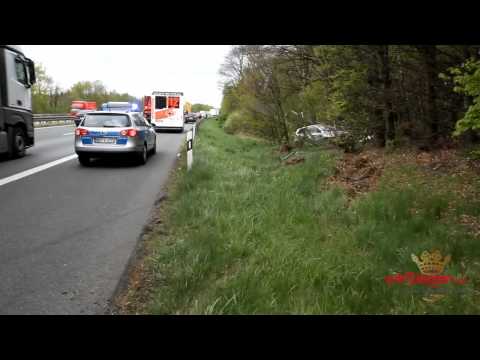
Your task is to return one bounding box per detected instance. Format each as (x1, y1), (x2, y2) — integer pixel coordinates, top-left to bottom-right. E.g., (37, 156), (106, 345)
(94, 137), (116, 144)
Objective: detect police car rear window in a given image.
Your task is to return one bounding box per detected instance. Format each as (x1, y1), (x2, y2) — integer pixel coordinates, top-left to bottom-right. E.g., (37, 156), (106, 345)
(83, 114), (131, 128)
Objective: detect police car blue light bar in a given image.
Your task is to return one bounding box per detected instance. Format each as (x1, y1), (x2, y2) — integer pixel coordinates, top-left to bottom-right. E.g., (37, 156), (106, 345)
(100, 102), (139, 112)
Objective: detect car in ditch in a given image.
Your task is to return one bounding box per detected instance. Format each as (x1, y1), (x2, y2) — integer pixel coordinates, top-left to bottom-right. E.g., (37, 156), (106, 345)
(184, 112), (197, 123)
(295, 124), (347, 144)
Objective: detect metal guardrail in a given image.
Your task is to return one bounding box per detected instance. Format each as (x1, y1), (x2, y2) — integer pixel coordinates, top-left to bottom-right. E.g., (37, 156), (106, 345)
(195, 115), (208, 132)
(32, 114), (214, 128)
(33, 114), (76, 127)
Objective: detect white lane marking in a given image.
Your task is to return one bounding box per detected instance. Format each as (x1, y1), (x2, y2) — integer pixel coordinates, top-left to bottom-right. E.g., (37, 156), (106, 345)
(63, 132), (75, 136)
(0, 154), (78, 187)
(35, 125), (75, 131)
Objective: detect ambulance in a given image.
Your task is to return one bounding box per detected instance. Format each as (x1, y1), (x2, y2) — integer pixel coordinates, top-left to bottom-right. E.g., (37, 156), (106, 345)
(143, 96), (152, 122)
(148, 91), (184, 132)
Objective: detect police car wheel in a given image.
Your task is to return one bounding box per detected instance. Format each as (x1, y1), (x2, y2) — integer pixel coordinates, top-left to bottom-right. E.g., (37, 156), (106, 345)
(138, 145), (147, 165)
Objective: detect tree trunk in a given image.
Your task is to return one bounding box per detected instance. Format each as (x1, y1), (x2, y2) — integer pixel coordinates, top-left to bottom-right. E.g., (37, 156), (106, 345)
(462, 46), (474, 113)
(277, 106), (290, 145)
(268, 69), (291, 145)
(380, 45), (395, 145)
(420, 45), (439, 144)
(374, 108), (385, 147)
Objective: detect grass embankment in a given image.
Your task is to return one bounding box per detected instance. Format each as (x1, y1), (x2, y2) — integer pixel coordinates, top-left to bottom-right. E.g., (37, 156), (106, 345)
(123, 119), (480, 314)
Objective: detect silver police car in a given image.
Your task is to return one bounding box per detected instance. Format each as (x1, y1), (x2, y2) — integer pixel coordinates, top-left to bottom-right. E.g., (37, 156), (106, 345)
(75, 111), (157, 166)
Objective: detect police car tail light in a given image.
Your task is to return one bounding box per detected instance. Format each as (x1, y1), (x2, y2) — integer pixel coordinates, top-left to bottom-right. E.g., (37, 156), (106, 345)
(120, 129), (137, 137)
(75, 128), (89, 136)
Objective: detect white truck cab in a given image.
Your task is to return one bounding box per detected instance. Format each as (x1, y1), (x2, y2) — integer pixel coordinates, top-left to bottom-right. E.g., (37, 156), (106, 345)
(0, 45), (36, 158)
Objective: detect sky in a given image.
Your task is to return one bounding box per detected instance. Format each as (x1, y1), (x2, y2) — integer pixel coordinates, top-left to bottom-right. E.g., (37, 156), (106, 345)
(21, 45), (231, 108)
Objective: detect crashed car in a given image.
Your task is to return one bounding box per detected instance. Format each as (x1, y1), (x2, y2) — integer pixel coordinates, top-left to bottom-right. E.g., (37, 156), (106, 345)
(184, 113), (197, 123)
(295, 124), (347, 144)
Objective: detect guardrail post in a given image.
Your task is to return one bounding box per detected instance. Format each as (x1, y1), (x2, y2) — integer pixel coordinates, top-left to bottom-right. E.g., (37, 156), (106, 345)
(187, 129), (193, 171)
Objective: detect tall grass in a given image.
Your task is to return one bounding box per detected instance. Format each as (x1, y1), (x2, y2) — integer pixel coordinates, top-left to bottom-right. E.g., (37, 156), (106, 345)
(146, 120), (480, 314)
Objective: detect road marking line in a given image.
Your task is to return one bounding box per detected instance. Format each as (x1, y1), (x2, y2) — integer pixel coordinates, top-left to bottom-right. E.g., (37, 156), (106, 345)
(63, 132), (75, 136)
(35, 125), (75, 131)
(0, 154), (78, 187)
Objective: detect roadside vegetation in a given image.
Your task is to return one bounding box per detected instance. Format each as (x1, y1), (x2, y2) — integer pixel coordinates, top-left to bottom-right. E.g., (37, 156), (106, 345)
(117, 45), (480, 314)
(191, 103), (214, 113)
(118, 119), (480, 314)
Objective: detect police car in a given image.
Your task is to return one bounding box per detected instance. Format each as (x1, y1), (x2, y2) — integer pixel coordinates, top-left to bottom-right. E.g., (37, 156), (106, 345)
(75, 111), (157, 166)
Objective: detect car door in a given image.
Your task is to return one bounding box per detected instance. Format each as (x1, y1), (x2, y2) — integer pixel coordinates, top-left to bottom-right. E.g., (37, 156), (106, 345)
(5, 49), (31, 110)
(132, 114), (145, 145)
(142, 115), (155, 149)
(137, 114), (154, 149)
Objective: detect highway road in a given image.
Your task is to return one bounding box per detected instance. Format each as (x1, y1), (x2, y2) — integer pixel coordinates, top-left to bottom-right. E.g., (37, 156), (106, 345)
(0, 124), (192, 314)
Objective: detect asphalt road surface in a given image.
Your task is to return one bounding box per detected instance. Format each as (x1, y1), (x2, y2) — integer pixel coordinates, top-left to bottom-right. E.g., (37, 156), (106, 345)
(0, 124), (192, 314)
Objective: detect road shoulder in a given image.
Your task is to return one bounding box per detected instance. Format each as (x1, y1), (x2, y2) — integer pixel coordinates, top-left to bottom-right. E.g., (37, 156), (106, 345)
(107, 147), (185, 315)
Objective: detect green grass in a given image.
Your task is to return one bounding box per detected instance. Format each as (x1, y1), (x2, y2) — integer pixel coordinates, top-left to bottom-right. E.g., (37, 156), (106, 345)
(143, 119), (480, 314)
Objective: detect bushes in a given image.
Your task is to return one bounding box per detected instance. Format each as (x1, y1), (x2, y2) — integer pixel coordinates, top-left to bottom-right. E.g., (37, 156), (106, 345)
(223, 111), (254, 135)
(331, 133), (359, 153)
(217, 112), (228, 127)
(223, 112), (242, 134)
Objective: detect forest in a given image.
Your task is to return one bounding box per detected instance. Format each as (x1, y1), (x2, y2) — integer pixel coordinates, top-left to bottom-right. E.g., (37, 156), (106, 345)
(219, 45), (480, 150)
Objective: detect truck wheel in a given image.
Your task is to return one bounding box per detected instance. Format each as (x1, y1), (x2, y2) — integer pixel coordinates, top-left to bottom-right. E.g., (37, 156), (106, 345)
(8, 126), (27, 159)
(138, 145), (147, 165)
(78, 154), (91, 166)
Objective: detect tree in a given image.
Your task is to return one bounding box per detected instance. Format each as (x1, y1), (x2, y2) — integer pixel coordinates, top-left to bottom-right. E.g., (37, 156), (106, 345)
(448, 59), (480, 135)
(32, 63), (55, 113)
(31, 66), (139, 114)
(191, 103), (213, 112)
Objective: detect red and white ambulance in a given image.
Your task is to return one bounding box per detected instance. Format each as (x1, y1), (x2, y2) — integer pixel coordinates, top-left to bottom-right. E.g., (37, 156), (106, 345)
(146, 91), (184, 132)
